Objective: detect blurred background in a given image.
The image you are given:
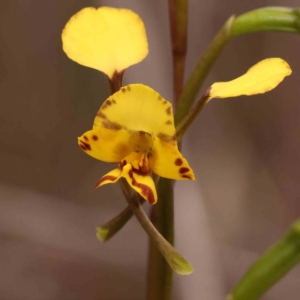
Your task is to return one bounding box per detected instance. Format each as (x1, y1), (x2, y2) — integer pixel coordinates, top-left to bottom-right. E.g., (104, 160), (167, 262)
(1, 0), (300, 299)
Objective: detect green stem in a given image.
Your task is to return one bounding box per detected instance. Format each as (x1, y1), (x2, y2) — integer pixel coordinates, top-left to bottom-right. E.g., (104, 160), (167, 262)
(228, 218), (300, 300)
(96, 205), (133, 242)
(147, 178), (175, 300)
(168, 0), (188, 104)
(176, 91), (210, 142)
(175, 16), (234, 125)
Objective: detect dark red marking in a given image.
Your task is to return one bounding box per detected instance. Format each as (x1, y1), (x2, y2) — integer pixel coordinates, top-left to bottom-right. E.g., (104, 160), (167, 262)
(182, 175), (192, 179)
(102, 121), (122, 130)
(97, 111), (107, 119)
(175, 158), (183, 166)
(79, 144), (87, 151)
(128, 170), (155, 204)
(94, 175), (118, 188)
(166, 107), (171, 115)
(80, 141), (91, 151)
(83, 135), (88, 141)
(157, 133), (177, 144)
(101, 100), (112, 110)
(179, 167), (190, 174)
(121, 87), (126, 93)
(92, 135), (98, 141)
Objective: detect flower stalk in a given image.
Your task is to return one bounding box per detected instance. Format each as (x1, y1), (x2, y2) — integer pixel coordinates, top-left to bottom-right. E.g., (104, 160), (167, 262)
(168, 0), (188, 104)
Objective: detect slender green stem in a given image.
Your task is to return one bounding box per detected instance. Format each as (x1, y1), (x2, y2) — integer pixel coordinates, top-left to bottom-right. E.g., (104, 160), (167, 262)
(96, 206), (133, 242)
(228, 218), (300, 300)
(176, 91), (210, 141)
(147, 178), (175, 300)
(175, 16), (234, 125)
(168, 0), (188, 104)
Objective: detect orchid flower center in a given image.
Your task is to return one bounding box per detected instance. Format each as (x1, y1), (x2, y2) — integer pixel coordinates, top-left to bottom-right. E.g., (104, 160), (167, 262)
(129, 131), (153, 153)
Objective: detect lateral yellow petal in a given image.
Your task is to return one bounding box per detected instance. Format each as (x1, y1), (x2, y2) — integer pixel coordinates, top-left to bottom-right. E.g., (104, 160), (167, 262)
(121, 164), (157, 204)
(209, 58), (291, 99)
(62, 7), (148, 78)
(78, 128), (132, 163)
(95, 168), (122, 188)
(93, 84), (176, 144)
(150, 139), (195, 181)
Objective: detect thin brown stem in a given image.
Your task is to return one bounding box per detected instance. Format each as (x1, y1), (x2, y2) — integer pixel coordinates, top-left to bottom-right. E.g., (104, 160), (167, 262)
(168, 0), (188, 104)
(108, 70), (124, 94)
(176, 89), (210, 141)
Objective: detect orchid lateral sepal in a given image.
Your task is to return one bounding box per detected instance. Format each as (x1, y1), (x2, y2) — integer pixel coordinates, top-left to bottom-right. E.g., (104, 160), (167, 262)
(177, 58), (291, 139)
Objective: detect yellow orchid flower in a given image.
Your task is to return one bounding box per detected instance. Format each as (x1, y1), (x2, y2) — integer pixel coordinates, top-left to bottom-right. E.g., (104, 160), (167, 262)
(78, 84), (195, 204)
(62, 7), (148, 79)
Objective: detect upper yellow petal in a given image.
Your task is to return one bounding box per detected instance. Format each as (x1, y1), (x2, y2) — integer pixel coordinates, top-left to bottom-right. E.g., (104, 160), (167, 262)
(93, 84), (176, 142)
(62, 7), (148, 78)
(209, 58), (291, 99)
(78, 127), (132, 162)
(150, 138), (195, 181)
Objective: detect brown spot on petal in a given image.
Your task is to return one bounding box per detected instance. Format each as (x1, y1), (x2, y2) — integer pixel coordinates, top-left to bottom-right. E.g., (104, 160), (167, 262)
(121, 87), (126, 93)
(127, 85), (131, 91)
(111, 99), (116, 104)
(92, 135), (98, 141)
(182, 174), (192, 180)
(80, 141), (91, 151)
(158, 95), (162, 101)
(166, 107), (171, 115)
(97, 111), (107, 119)
(101, 100), (113, 110)
(175, 158), (183, 166)
(165, 120), (172, 125)
(102, 120), (122, 130)
(128, 170), (155, 204)
(179, 167), (190, 174)
(157, 133), (177, 145)
(79, 144), (87, 151)
(163, 101), (168, 105)
(83, 135), (88, 141)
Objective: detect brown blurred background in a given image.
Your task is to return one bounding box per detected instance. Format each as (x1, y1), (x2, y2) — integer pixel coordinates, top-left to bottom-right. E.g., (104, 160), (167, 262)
(1, 0), (300, 299)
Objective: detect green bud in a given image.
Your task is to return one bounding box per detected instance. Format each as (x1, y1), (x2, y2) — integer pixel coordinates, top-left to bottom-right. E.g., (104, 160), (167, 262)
(231, 7), (300, 36)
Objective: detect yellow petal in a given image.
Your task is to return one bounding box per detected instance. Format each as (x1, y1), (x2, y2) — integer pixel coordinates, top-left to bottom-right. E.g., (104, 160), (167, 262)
(93, 84), (177, 145)
(62, 7), (148, 78)
(209, 58), (291, 99)
(78, 128), (132, 162)
(95, 168), (122, 188)
(150, 139), (195, 181)
(121, 164), (157, 204)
